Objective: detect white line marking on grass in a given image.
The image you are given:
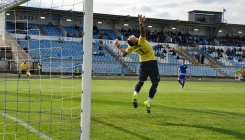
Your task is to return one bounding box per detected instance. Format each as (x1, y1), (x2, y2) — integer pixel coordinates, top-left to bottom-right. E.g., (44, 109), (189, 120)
(0, 112), (53, 140)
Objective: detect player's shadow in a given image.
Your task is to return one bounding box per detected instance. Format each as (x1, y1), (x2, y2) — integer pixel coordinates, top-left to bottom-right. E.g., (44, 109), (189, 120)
(154, 104), (245, 118)
(91, 118), (153, 140)
(92, 99), (245, 118)
(155, 121), (245, 139)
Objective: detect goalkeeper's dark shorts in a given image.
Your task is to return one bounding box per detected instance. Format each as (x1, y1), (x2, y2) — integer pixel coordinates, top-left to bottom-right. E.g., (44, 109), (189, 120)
(74, 73), (81, 76)
(138, 60), (160, 83)
(20, 70), (27, 74)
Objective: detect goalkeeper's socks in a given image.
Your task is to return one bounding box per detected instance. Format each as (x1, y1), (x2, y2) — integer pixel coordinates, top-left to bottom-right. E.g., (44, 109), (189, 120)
(148, 97), (152, 104)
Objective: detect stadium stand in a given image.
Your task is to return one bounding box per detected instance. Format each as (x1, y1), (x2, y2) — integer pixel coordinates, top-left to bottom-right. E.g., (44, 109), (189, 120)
(3, 6), (245, 78)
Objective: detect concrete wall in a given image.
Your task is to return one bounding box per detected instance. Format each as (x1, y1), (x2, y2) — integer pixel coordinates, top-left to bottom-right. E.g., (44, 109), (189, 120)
(164, 26), (208, 36)
(0, 12), (6, 40)
(188, 12), (195, 21)
(10, 33), (82, 42)
(217, 27), (245, 37)
(115, 21), (164, 33)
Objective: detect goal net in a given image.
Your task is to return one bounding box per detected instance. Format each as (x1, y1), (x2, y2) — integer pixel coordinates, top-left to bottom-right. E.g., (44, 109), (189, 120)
(0, 0), (84, 139)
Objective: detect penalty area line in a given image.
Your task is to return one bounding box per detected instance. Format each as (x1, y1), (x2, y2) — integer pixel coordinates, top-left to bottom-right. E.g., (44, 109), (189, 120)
(0, 112), (53, 140)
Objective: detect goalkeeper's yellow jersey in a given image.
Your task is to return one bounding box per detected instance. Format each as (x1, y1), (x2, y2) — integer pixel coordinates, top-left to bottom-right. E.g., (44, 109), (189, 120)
(125, 36), (156, 62)
(21, 63), (28, 70)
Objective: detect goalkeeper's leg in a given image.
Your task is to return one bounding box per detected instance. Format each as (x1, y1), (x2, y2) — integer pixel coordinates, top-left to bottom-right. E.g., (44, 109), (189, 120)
(18, 70), (22, 79)
(133, 81), (144, 108)
(145, 63), (160, 114)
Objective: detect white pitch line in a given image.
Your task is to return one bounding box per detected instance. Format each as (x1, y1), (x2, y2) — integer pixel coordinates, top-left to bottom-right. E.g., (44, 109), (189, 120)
(0, 112), (53, 140)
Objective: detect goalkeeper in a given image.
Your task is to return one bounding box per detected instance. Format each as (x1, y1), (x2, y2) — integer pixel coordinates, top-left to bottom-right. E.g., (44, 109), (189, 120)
(74, 67), (81, 78)
(18, 61), (30, 79)
(114, 14), (160, 114)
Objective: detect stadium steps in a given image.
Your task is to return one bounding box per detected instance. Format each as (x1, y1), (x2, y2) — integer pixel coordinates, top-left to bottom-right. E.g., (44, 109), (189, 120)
(103, 45), (135, 74)
(0, 0), (29, 13)
(212, 68), (229, 77)
(196, 46), (222, 67)
(175, 45), (199, 64)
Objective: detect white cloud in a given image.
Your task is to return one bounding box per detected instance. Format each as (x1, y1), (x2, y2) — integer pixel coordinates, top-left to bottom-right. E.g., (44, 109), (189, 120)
(20, 0), (245, 25)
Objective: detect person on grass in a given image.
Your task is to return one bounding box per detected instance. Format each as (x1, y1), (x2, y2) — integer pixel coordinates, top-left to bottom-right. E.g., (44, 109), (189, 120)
(114, 14), (160, 114)
(18, 61), (30, 79)
(178, 59), (188, 89)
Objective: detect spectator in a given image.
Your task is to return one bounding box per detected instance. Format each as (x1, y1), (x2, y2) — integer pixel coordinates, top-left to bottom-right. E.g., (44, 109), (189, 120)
(37, 62), (42, 75)
(162, 49), (167, 54)
(218, 52), (223, 58)
(238, 56), (243, 62)
(201, 55), (205, 64)
(169, 47), (175, 52)
(242, 52), (245, 58)
(23, 46), (28, 53)
(99, 51), (104, 56)
(228, 55), (233, 60)
(48, 22), (53, 27)
(242, 71), (245, 81)
(160, 52), (165, 58)
(99, 44), (103, 50)
(155, 52), (160, 57)
(25, 35), (30, 40)
(153, 45), (157, 50)
(93, 50), (97, 55)
(220, 48), (224, 53)
(58, 38), (61, 43)
(172, 51), (176, 56)
(116, 51), (120, 57)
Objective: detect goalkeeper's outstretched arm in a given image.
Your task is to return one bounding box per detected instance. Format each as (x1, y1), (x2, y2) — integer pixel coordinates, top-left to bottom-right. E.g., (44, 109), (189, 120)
(138, 14), (146, 38)
(114, 40), (128, 56)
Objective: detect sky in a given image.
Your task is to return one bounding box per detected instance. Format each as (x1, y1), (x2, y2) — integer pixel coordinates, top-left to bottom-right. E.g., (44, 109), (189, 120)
(19, 0), (245, 25)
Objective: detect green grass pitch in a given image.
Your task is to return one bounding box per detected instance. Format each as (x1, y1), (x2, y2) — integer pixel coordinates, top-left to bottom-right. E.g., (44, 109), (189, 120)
(1, 78), (245, 139)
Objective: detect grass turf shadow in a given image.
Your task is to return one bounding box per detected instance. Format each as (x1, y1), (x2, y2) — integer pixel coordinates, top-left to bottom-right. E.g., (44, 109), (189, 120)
(155, 121), (245, 139)
(92, 117), (153, 140)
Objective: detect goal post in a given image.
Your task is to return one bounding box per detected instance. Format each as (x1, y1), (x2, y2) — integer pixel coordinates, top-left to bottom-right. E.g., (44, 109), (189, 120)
(81, 0), (93, 139)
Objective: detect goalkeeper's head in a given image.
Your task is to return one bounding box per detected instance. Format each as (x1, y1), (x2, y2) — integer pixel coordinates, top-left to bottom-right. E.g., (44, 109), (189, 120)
(127, 35), (138, 46)
(24, 61), (27, 64)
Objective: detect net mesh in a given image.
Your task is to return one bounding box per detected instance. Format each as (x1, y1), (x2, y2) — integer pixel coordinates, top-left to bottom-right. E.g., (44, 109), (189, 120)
(0, 0), (84, 139)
